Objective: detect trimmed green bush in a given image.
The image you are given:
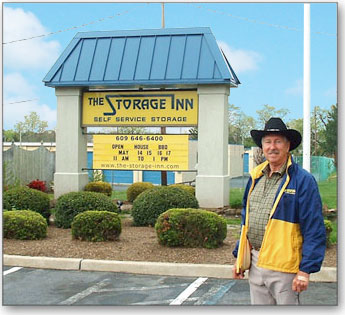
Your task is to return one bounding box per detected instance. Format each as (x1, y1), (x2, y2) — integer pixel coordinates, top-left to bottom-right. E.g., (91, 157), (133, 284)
(71, 211), (121, 242)
(55, 191), (118, 228)
(4, 210), (47, 240)
(155, 208), (227, 248)
(3, 186), (50, 222)
(126, 182), (154, 202)
(169, 184), (195, 196)
(84, 181), (112, 196)
(131, 186), (199, 226)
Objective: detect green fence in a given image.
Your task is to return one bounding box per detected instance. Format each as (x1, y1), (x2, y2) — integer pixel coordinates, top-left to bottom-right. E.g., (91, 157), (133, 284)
(294, 156), (336, 182)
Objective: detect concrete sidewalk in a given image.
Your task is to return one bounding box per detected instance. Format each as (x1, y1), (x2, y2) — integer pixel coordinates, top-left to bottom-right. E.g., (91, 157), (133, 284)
(3, 254), (337, 282)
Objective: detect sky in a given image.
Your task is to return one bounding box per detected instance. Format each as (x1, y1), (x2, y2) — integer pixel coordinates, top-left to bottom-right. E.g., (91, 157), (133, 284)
(2, 1), (338, 131)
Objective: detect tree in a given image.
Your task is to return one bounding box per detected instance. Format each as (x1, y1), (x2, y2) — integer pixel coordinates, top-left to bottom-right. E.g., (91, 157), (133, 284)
(287, 118), (303, 155)
(256, 105), (289, 129)
(3, 130), (19, 142)
(228, 104), (257, 146)
(14, 112), (48, 134)
(11, 112), (54, 142)
(319, 104), (337, 167)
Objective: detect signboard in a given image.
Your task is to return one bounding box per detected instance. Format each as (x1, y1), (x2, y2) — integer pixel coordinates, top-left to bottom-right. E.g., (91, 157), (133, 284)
(93, 134), (189, 171)
(82, 90), (198, 127)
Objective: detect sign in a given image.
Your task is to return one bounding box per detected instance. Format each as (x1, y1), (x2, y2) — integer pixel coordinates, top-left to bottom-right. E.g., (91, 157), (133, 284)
(82, 90), (198, 127)
(93, 134), (189, 171)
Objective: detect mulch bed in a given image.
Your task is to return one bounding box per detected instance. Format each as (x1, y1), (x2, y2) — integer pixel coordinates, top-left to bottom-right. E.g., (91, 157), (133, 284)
(3, 218), (336, 267)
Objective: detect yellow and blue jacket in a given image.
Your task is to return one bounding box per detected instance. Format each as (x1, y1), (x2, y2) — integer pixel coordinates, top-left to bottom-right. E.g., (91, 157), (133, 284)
(233, 155), (326, 274)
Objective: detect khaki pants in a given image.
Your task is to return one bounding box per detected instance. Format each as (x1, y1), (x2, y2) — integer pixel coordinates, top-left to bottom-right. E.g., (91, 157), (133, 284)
(248, 249), (300, 305)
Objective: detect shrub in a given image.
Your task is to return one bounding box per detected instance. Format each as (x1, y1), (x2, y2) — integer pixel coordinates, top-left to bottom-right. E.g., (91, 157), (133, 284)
(27, 179), (46, 192)
(84, 181), (112, 196)
(324, 219), (333, 248)
(131, 186), (199, 226)
(155, 208), (227, 248)
(170, 184), (195, 196)
(55, 191), (118, 228)
(126, 182), (154, 202)
(71, 211), (121, 242)
(4, 210), (47, 240)
(3, 186), (50, 222)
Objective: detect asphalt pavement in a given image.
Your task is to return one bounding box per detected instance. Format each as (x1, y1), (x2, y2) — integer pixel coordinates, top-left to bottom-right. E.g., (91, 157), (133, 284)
(3, 265), (337, 306)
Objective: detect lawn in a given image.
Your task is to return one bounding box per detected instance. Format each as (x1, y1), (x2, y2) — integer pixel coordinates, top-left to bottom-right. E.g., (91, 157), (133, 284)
(318, 174), (337, 209)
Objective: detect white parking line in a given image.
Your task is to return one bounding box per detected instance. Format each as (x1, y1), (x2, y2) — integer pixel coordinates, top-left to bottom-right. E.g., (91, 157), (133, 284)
(3, 267), (23, 276)
(59, 279), (111, 305)
(169, 277), (208, 305)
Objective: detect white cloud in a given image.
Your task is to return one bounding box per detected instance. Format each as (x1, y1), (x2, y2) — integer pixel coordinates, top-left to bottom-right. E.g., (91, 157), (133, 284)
(4, 99), (56, 130)
(218, 41), (262, 74)
(3, 7), (61, 70)
(4, 73), (56, 130)
(285, 78), (303, 96)
(4, 72), (37, 99)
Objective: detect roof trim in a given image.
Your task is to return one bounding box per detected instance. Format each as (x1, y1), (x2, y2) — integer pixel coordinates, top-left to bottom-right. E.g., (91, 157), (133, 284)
(43, 27), (240, 88)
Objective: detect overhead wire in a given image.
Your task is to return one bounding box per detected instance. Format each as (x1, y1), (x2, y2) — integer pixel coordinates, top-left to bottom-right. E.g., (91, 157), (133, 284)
(191, 3), (336, 37)
(4, 99), (39, 105)
(3, 8), (133, 45)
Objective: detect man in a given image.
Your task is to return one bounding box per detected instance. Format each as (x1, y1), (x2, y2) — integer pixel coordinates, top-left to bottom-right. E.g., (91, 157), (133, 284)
(232, 117), (326, 305)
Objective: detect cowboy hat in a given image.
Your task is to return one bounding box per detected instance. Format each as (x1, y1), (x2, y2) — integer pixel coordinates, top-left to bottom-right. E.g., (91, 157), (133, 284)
(250, 117), (302, 151)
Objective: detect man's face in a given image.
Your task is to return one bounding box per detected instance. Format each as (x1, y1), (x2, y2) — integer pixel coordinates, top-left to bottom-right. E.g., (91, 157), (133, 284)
(262, 134), (290, 166)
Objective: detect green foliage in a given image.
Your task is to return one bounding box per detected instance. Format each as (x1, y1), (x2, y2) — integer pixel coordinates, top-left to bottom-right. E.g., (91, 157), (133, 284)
(55, 191), (118, 228)
(3, 186), (50, 222)
(88, 170), (105, 183)
(126, 182), (154, 202)
(329, 220), (337, 245)
(155, 208), (227, 248)
(84, 181), (112, 196)
(71, 211), (121, 242)
(131, 186), (199, 226)
(320, 104), (337, 166)
(169, 184), (195, 196)
(4, 210), (47, 240)
(256, 105), (289, 129)
(324, 219), (333, 248)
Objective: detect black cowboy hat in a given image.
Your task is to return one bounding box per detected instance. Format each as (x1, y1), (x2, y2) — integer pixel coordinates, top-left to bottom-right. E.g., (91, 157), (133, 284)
(250, 117), (302, 151)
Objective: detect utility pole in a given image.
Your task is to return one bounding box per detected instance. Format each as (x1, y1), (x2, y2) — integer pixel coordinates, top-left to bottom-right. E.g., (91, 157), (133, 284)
(161, 2), (165, 29)
(160, 2), (167, 186)
(303, 3), (311, 172)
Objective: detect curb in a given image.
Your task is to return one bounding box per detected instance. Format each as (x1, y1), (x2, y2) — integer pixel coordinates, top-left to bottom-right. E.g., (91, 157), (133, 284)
(3, 254), (337, 282)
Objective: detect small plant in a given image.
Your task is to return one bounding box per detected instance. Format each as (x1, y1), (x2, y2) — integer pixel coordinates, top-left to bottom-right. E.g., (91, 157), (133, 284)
(4, 210), (47, 240)
(324, 219), (333, 248)
(131, 186), (199, 226)
(27, 179), (47, 192)
(84, 181), (112, 196)
(71, 211), (121, 242)
(3, 186), (50, 222)
(155, 208), (227, 248)
(169, 184), (195, 196)
(126, 182), (154, 202)
(55, 191), (118, 228)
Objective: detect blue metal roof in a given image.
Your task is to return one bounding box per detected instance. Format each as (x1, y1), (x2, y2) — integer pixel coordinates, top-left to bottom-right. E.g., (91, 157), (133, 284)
(43, 27), (240, 88)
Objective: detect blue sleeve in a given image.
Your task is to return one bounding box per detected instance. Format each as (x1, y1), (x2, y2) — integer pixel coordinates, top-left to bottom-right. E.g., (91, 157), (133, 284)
(298, 174), (326, 273)
(232, 178), (252, 258)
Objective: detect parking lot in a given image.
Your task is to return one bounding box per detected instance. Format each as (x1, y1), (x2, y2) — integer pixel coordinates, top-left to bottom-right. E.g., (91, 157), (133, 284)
(3, 266), (337, 306)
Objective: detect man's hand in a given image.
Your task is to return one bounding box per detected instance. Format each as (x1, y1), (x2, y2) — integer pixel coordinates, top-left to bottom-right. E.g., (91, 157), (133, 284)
(292, 271), (310, 293)
(232, 265), (245, 279)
